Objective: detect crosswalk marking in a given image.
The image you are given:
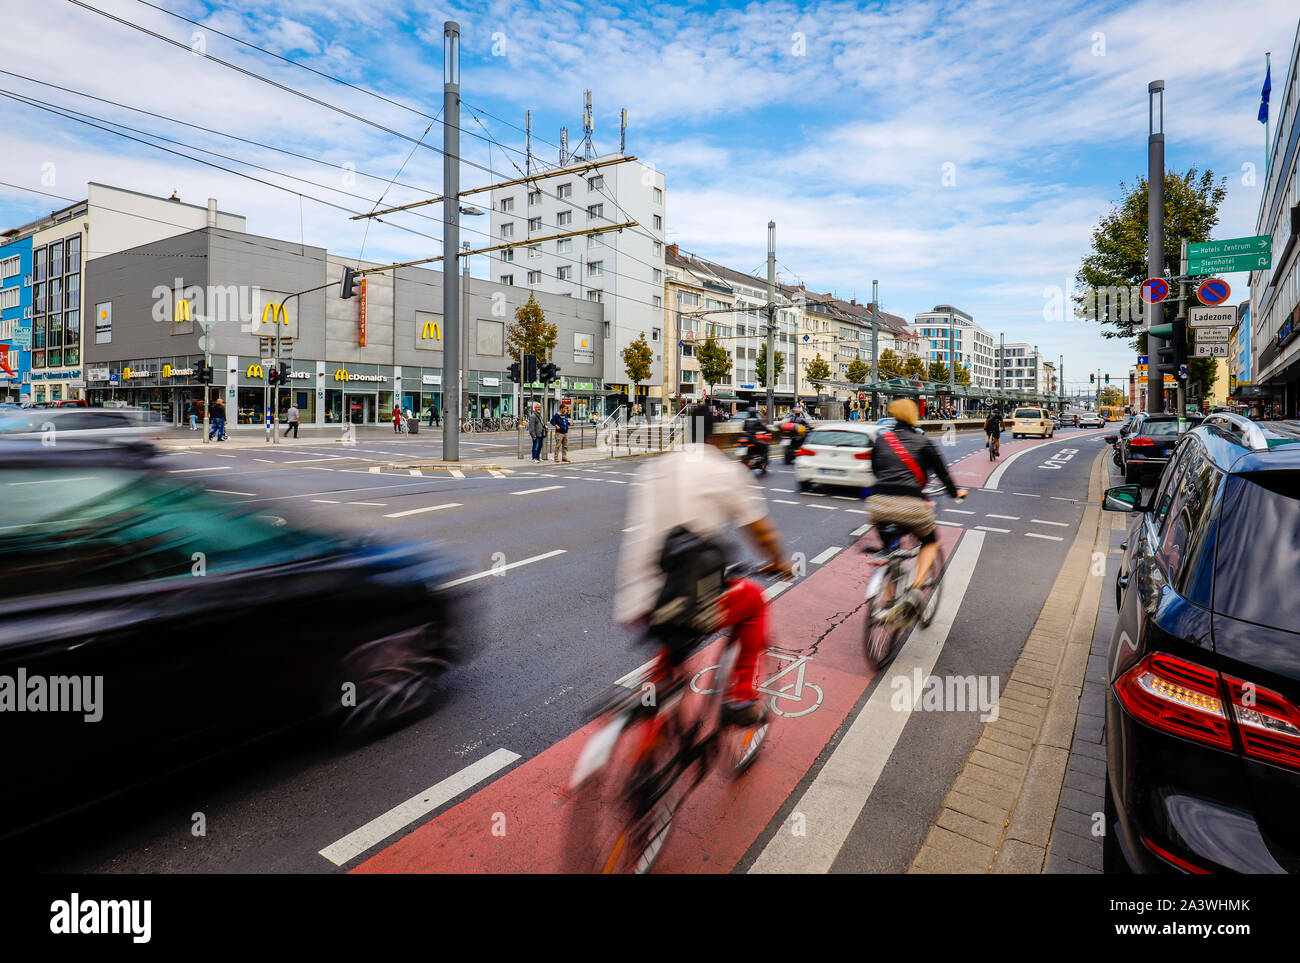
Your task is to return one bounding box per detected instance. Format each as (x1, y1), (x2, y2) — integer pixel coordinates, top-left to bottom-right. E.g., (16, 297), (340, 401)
(935, 520), (964, 527)
(449, 469), (465, 479)
(945, 508), (975, 515)
(409, 469), (423, 477)
(311, 499), (340, 504)
(348, 501), (387, 506)
(206, 489), (256, 496)
(369, 466), (381, 474)
(383, 503), (462, 518)
(488, 470), (505, 478)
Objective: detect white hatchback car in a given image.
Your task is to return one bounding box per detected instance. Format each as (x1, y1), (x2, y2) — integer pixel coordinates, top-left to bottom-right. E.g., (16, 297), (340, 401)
(793, 420), (881, 492)
(1077, 411), (1105, 428)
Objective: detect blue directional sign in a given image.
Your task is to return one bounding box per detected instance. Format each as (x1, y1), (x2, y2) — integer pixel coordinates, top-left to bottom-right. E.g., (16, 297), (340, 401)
(1196, 278), (1231, 306)
(1141, 278), (1169, 303)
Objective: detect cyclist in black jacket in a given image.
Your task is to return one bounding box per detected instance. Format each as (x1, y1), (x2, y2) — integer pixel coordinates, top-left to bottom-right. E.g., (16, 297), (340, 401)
(867, 399), (966, 613)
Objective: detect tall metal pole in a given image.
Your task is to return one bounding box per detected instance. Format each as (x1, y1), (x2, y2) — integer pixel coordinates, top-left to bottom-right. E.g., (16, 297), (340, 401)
(1176, 239), (1187, 417)
(765, 220), (776, 418)
(442, 22), (461, 460)
(1146, 79), (1165, 414)
(870, 279), (879, 420)
(947, 313), (955, 414)
(462, 240), (471, 420)
(792, 291), (802, 410)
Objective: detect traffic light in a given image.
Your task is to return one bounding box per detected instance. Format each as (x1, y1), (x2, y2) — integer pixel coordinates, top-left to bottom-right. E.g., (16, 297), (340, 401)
(523, 353), (538, 384)
(278, 362), (291, 385)
(194, 360), (212, 384)
(340, 266), (362, 299)
(540, 362), (560, 384)
(507, 362), (521, 384)
(1154, 345), (1176, 375)
(1104, 373), (1110, 384)
(267, 366), (279, 386)
(1090, 373), (1095, 384)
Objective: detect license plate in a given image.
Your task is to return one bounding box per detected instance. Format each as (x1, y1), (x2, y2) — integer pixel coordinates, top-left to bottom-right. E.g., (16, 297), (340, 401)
(819, 468), (844, 476)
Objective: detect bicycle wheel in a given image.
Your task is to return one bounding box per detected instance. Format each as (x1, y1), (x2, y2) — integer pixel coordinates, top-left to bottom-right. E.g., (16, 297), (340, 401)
(864, 564), (906, 668)
(562, 713), (678, 874)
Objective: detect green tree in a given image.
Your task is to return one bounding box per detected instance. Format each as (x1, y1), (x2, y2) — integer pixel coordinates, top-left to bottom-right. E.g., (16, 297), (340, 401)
(901, 356), (926, 380)
(622, 331), (654, 407)
(755, 348), (786, 388)
(806, 354), (831, 394)
(695, 335), (732, 399)
(846, 358), (869, 385)
(927, 360), (950, 383)
(954, 364), (971, 386)
(1074, 167), (1227, 408)
(1100, 385), (1124, 406)
(875, 348), (904, 381)
(506, 292), (558, 363)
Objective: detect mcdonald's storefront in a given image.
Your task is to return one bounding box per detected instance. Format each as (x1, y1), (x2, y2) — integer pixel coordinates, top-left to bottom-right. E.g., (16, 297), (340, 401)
(86, 356), (214, 420)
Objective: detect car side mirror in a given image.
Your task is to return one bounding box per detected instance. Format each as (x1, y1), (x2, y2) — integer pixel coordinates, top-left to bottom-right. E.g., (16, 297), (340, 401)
(1102, 484), (1146, 513)
(1103, 435), (1118, 444)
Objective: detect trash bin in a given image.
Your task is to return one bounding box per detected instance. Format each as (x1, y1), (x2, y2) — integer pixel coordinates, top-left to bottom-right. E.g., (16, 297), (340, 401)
(406, 417), (419, 435)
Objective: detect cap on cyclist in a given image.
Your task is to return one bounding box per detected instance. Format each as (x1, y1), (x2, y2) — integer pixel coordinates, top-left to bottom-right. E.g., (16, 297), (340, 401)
(865, 399), (967, 613)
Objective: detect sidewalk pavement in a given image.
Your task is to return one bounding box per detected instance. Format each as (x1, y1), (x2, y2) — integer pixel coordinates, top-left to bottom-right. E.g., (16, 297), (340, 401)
(909, 448), (1112, 874)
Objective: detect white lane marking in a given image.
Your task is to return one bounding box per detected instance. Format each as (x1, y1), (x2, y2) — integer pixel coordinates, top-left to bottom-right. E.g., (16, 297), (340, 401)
(985, 437), (1061, 490)
(281, 456), (346, 464)
(449, 470), (465, 479)
(986, 513), (1020, 520)
(1012, 492), (1040, 497)
(769, 489), (794, 493)
(773, 499), (801, 505)
(808, 504), (837, 511)
(488, 470), (505, 478)
(1030, 519), (1069, 527)
(512, 485), (564, 495)
(254, 458), (276, 464)
(1050, 496), (1076, 502)
(935, 520), (964, 528)
(976, 525), (1010, 533)
(844, 509), (866, 515)
(369, 466), (381, 473)
(832, 495), (857, 501)
(206, 489), (256, 496)
(311, 499), (340, 504)
(850, 524), (872, 537)
(439, 549), (567, 589)
(167, 466), (224, 473)
(408, 469), (424, 477)
(810, 546), (842, 565)
(750, 531), (986, 874)
(348, 501), (387, 506)
(1025, 532), (1065, 542)
(383, 503), (463, 518)
(621, 525), (642, 533)
(807, 491), (827, 497)
(945, 508), (975, 515)
(615, 658), (657, 689)
(764, 582), (791, 601)
(318, 748), (521, 867)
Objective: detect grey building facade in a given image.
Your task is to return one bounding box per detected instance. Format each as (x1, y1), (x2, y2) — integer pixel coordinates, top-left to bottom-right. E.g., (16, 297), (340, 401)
(83, 227), (607, 426)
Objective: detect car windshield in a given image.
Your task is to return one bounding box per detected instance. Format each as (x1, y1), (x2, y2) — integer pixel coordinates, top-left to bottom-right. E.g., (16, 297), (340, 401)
(1013, 409), (1041, 418)
(807, 428), (871, 448)
(1143, 418), (1200, 436)
(0, 466), (324, 599)
(1214, 471), (1300, 630)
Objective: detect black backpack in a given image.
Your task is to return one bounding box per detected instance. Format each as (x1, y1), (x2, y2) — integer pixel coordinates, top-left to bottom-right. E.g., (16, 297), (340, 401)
(646, 525), (729, 651)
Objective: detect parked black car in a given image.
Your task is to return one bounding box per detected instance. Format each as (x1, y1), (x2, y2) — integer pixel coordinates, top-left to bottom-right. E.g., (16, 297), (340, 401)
(1105, 412), (1202, 484)
(1101, 413), (1300, 873)
(0, 441), (474, 841)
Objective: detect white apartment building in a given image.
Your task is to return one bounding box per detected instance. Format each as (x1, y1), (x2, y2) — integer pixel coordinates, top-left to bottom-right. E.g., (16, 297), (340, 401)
(909, 305), (997, 387)
(2, 183), (245, 403)
(995, 342), (1050, 394)
(489, 151), (666, 414)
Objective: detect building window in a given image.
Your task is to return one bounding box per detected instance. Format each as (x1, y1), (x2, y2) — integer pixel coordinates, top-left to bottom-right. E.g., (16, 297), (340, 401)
(557, 238), (572, 254)
(528, 190), (541, 205)
(586, 290), (602, 303)
(500, 274), (514, 285)
(34, 247), (46, 282)
(527, 270), (542, 285)
(557, 266), (572, 281)
(653, 215), (663, 231)
(653, 187), (663, 204)
(528, 244), (540, 259)
(501, 248), (514, 262)
(587, 204), (604, 220)
(652, 268), (662, 283)
(588, 234), (602, 249)
(0, 288), (18, 309)
(557, 210), (572, 226)
(652, 327), (661, 342)
(500, 222), (514, 239)
(677, 291), (699, 307)
(588, 260), (603, 277)
(652, 295), (662, 310)
(500, 196), (515, 213)
(557, 183), (572, 199)
(0, 255), (19, 279)
(653, 241), (662, 256)
(588, 175), (604, 190)
(528, 217), (542, 232)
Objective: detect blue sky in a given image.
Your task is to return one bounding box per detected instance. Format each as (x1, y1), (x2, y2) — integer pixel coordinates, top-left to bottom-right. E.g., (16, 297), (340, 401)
(1, 0), (1297, 391)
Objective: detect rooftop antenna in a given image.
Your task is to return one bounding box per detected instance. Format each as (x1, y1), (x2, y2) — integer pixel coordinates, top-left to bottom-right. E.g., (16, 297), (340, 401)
(620, 108), (627, 154)
(581, 89), (595, 159)
(525, 110), (532, 177)
(559, 127), (569, 166)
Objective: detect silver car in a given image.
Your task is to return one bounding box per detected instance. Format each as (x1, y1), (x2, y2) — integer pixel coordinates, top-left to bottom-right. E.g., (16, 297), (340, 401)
(0, 407), (163, 443)
(1078, 412), (1105, 428)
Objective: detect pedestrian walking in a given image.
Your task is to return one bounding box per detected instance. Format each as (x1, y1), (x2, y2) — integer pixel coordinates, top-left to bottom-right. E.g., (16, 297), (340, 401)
(392, 404), (403, 434)
(186, 401), (198, 430)
(550, 401), (572, 463)
(209, 397), (227, 441)
(283, 402), (300, 438)
(526, 402), (547, 463)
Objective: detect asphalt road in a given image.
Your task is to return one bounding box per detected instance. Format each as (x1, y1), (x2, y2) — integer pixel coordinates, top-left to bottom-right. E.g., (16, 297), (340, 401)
(17, 424), (1117, 873)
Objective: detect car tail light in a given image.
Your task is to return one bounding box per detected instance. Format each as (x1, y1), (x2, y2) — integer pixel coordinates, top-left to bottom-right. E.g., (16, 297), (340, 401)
(853, 450), (872, 460)
(795, 447), (814, 457)
(1114, 654), (1233, 750)
(1141, 835), (1212, 874)
(1129, 436), (1156, 447)
(1223, 676), (1300, 771)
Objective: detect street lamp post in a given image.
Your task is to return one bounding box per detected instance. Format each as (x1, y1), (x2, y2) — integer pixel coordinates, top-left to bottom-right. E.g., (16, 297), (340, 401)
(1146, 79), (1165, 414)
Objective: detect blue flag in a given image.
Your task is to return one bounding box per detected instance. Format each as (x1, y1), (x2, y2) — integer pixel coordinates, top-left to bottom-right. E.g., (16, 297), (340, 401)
(1259, 64), (1272, 124)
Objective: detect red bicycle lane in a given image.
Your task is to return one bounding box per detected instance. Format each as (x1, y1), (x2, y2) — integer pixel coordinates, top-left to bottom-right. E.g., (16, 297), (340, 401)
(352, 524), (962, 874)
(948, 434), (1060, 490)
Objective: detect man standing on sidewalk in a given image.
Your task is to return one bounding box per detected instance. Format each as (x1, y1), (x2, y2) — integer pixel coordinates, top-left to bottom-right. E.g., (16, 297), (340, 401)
(209, 396), (227, 441)
(550, 401), (572, 463)
(284, 402), (300, 439)
(526, 402), (546, 463)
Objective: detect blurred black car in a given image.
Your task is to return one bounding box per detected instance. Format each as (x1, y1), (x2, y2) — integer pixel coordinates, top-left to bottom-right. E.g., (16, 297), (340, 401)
(1101, 413), (1300, 873)
(1106, 412), (1202, 485)
(0, 441), (473, 840)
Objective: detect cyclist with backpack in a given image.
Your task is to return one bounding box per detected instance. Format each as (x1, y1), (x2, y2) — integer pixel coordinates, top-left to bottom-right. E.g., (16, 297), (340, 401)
(614, 405), (791, 724)
(866, 399), (966, 616)
(984, 407), (1003, 459)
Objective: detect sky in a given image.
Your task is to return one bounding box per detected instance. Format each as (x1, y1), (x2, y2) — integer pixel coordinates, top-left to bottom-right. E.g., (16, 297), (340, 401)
(1, 0), (1296, 392)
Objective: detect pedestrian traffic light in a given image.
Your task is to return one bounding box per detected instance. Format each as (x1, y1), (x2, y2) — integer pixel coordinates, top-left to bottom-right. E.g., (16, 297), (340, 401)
(278, 362), (291, 385)
(340, 266), (362, 300)
(523, 353), (538, 384)
(267, 367), (279, 386)
(507, 362), (521, 384)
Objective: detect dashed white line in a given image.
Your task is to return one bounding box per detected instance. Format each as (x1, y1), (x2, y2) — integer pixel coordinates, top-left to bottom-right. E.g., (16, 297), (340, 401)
(1011, 492), (1040, 498)
(987, 514), (1020, 520)
(808, 504), (837, 511)
(1025, 532), (1064, 541)
(348, 501), (387, 506)
(1030, 519), (1069, 527)
(773, 499), (801, 505)
(810, 546), (842, 565)
(850, 523), (872, 537)
(167, 466), (224, 473)
(512, 485), (564, 495)
(383, 502), (462, 518)
(844, 509), (866, 515)
(439, 549), (567, 589)
(318, 748), (520, 867)
(311, 499), (340, 504)
(976, 525), (1010, 533)
(935, 520), (964, 528)
(945, 509), (975, 515)
(206, 489), (256, 496)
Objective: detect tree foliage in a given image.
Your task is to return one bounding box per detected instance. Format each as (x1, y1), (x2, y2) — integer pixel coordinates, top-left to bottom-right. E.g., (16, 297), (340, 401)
(622, 332), (654, 392)
(805, 354), (831, 392)
(506, 293), (557, 362)
(846, 358), (869, 384)
(695, 335), (732, 396)
(875, 348), (904, 381)
(927, 360), (950, 383)
(901, 356), (927, 380)
(755, 348), (786, 388)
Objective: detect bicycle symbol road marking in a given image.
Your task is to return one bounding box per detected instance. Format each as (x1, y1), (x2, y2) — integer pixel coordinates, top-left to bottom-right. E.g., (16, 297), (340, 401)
(690, 648), (823, 718)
